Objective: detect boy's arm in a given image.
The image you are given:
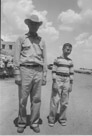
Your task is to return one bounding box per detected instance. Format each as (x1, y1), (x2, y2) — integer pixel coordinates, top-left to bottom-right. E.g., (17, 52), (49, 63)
(52, 59), (58, 90)
(52, 59), (58, 82)
(69, 60), (74, 92)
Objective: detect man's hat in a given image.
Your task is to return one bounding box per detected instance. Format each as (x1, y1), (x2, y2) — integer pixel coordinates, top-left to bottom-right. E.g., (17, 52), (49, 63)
(24, 14), (43, 26)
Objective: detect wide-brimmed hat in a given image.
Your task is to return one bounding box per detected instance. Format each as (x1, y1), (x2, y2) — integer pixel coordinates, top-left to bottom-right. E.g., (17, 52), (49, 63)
(24, 14), (43, 26)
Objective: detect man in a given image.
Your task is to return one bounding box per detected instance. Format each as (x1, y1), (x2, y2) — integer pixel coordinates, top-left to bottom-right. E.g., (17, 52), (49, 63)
(14, 14), (47, 133)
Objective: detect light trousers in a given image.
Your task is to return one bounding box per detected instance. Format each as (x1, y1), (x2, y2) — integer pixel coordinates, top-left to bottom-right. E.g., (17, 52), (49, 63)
(17, 66), (43, 127)
(49, 76), (70, 123)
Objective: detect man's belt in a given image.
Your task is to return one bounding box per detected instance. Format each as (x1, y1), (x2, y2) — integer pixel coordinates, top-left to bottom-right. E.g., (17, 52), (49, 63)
(20, 64), (43, 68)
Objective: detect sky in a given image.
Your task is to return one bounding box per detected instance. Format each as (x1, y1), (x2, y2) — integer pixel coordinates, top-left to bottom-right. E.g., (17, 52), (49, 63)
(1, 0), (92, 69)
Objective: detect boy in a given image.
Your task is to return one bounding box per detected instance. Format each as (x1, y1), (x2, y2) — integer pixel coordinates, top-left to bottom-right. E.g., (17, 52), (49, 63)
(48, 43), (74, 127)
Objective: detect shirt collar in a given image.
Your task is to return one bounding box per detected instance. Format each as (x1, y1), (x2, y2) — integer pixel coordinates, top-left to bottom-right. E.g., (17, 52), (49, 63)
(25, 32), (38, 38)
(60, 53), (69, 60)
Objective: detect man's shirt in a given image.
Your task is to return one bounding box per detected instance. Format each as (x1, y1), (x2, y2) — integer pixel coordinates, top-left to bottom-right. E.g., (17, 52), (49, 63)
(52, 55), (74, 82)
(14, 34), (47, 75)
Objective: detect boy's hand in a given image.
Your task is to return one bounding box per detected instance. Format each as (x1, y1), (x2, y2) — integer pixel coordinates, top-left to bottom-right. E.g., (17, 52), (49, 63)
(52, 79), (58, 91)
(15, 75), (21, 85)
(68, 83), (72, 93)
(42, 76), (47, 86)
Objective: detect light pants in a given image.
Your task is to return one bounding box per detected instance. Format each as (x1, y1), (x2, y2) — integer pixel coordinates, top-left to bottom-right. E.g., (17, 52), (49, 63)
(17, 66), (43, 128)
(49, 76), (70, 123)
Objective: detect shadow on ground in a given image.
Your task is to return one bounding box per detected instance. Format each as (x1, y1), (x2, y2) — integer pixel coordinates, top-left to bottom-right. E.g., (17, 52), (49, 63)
(13, 115), (43, 127)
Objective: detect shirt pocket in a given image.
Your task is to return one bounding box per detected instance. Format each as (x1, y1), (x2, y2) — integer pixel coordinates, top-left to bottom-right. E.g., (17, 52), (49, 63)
(33, 43), (43, 56)
(22, 39), (31, 50)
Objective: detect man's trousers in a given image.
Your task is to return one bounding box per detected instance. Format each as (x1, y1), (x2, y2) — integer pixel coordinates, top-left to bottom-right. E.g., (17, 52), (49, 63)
(17, 65), (43, 128)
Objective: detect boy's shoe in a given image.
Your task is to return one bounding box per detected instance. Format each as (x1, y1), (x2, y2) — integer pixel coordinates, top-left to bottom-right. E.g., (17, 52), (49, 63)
(47, 116), (55, 127)
(17, 126), (25, 133)
(48, 120), (55, 127)
(30, 126), (40, 133)
(58, 120), (67, 126)
(48, 122), (55, 127)
(61, 121), (67, 126)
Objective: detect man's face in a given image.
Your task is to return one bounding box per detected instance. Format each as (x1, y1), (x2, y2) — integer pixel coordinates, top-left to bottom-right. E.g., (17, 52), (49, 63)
(28, 22), (40, 33)
(63, 46), (72, 57)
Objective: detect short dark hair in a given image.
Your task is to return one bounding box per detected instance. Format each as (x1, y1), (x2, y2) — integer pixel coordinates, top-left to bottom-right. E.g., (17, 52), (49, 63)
(62, 43), (72, 50)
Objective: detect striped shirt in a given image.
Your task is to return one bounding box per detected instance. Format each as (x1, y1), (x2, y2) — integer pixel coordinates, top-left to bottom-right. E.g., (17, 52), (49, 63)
(52, 55), (74, 82)
(14, 34), (47, 75)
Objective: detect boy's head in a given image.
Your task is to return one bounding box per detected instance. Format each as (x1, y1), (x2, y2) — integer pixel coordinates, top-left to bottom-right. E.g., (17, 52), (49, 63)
(62, 43), (72, 57)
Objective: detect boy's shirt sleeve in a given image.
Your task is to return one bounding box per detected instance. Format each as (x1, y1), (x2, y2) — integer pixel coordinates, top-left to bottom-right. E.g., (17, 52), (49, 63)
(69, 60), (74, 83)
(52, 58), (58, 79)
(14, 37), (22, 75)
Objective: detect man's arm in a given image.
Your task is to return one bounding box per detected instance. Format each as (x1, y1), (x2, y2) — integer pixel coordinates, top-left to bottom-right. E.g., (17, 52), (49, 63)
(14, 37), (22, 84)
(42, 40), (47, 77)
(41, 40), (47, 85)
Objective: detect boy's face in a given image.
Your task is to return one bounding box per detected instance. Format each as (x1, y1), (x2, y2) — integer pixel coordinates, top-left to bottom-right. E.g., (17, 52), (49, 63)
(63, 46), (72, 57)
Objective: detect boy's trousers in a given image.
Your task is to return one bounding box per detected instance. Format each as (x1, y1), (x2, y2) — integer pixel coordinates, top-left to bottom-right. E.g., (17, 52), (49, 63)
(17, 65), (43, 128)
(49, 76), (70, 123)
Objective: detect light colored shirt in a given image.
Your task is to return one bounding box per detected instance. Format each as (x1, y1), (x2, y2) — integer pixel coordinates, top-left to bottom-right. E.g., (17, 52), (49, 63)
(14, 34), (47, 75)
(52, 55), (74, 82)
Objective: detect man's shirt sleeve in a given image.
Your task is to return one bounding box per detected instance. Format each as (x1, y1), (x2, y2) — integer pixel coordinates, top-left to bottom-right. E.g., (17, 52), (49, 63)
(42, 40), (47, 76)
(14, 37), (22, 75)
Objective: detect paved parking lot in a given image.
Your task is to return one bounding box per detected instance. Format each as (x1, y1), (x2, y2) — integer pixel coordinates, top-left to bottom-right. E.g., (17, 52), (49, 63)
(0, 71), (92, 135)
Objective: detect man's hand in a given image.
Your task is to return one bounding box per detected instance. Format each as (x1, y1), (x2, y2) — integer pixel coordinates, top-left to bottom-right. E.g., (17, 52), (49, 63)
(68, 83), (72, 93)
(42, 71), (47, 86)
(15, 74), (21, 85)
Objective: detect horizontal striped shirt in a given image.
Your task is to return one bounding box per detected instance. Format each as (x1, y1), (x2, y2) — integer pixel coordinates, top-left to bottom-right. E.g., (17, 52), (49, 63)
(52, 56), (74, 81)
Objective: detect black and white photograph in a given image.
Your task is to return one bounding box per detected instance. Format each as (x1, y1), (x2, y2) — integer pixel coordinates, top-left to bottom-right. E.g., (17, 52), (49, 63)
(0, 0), (92, 135)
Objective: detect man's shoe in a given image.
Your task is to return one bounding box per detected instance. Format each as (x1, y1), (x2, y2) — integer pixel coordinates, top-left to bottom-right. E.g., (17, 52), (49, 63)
(30, 126), (40, 133)
(17, 126), (24, 133)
